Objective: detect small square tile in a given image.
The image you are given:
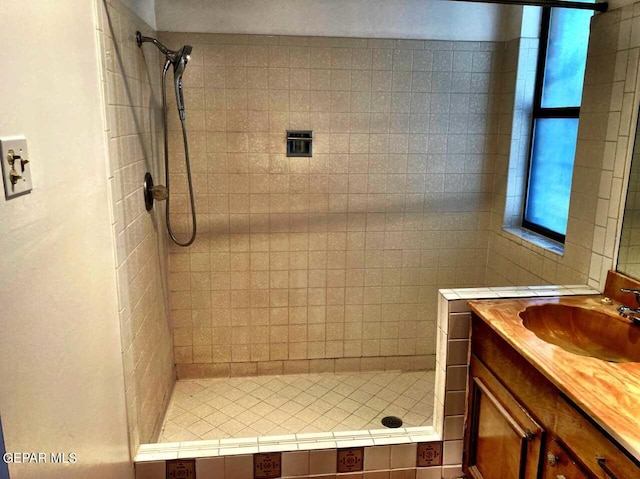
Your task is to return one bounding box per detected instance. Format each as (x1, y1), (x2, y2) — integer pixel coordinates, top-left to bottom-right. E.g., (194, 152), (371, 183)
(445, 366), (467, 391)
(339, 474), (364, 479)
(254, 452), (282, 479)
(448, 313), (470, 339)
(390, 470), (416, 479)
(442, 440), (463, 465)
(310, 449), (338, 474)
(282, 450), (309, 476)
(415, 467), (441, 479)
(441, 464), (464, 478)
(337, 447), (365, 473)
(196, 457), (224, 477)
(446, 340), (469, 366)
(166, 459), (195, 479)
(364, 472), (390, 479)
(225, 454), (253, 479)
(135, 461), (165, 479)
(390, 443), (417, 468)
(443, 416), (464, 441)
(416, 442), (442, 467)
(364, 445), (390, 471)
(444, 391), (465, 416)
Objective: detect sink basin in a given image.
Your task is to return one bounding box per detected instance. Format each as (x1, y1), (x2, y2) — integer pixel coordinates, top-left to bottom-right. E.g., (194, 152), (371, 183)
(519, 304), (640, 363)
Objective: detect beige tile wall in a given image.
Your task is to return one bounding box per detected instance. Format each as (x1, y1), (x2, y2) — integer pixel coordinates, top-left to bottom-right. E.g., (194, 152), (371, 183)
(486, 9), (623, 288)
(596, 4), (640, 287)
(156, 32), (503, 378)
(97, 0), (175, 452)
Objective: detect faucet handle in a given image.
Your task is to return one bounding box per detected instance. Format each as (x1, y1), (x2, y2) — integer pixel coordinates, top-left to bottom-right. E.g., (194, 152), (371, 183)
(620, 288), (640, 304)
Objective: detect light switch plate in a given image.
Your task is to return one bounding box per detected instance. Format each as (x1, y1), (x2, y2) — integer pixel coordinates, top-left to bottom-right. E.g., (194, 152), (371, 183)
(0, 136), (32, 199)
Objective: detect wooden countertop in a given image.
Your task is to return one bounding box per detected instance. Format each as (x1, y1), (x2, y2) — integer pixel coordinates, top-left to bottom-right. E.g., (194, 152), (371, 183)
(468, 295), (640, 462)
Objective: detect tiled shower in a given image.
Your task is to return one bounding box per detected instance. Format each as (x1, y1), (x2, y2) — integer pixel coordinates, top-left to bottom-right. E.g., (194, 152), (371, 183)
(162, 32), (500, 380)
(98, 0), (500, 452)
(158, 31), (502, 444)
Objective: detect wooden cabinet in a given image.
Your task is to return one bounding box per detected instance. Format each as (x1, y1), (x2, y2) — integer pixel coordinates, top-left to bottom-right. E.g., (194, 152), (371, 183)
(464, 314), (640, 479)
(465, 358), (544, 479)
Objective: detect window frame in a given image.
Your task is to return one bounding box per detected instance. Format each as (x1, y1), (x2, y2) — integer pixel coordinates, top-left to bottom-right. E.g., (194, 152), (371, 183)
(522, 6), (584, 244)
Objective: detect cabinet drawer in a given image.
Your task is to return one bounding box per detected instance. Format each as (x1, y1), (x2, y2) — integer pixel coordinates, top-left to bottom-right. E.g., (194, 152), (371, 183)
(554, 396), (638, 479)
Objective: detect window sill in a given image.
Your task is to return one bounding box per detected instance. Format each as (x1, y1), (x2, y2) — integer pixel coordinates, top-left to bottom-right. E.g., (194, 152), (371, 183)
(502, 226), (565, 256)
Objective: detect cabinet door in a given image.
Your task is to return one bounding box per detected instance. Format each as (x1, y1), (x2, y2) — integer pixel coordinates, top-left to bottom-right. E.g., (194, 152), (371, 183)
(465, 357), (544, 479)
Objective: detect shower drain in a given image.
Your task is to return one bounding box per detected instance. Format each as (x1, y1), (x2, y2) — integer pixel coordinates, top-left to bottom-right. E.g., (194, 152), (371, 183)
(381, 416), (403, 428)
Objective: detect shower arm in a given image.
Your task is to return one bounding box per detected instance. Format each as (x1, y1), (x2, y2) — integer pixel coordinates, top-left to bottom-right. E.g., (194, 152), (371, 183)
(450, 0), (607, 11)
(136, 32), (169, 53)
(136, 32), (182, 61)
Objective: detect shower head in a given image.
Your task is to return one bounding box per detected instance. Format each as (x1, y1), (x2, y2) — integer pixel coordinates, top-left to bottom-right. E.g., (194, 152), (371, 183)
(136, 32), (193, 119)
(172, 44), (192, 120)
(173, 44), (193, 77)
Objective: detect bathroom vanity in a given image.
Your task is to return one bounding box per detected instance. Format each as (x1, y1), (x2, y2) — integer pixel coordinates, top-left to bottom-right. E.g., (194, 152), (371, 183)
(464, 295), (640, 479)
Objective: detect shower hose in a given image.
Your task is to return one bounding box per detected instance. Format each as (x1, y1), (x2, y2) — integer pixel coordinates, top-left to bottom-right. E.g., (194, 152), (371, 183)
(161, 62), (197, 247)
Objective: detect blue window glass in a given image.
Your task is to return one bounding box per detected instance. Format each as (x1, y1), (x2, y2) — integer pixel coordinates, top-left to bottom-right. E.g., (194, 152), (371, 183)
(523, 6), (593, 242)
(525, 118), (579, 236)
(542, 8), (593, 108)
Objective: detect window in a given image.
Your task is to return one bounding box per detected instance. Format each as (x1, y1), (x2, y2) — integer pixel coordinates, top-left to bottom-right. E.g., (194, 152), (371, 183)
(523, 6), (593, 243)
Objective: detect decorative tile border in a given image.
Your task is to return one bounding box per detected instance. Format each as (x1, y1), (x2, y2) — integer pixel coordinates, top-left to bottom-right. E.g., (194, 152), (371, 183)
(337, 447), (363, 472)
(137, 441), (449, 479)
(254, 452), (281, 478)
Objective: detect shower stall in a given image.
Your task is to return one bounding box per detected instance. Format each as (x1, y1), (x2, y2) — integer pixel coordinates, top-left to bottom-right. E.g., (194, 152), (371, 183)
(98, 0), (502, 455)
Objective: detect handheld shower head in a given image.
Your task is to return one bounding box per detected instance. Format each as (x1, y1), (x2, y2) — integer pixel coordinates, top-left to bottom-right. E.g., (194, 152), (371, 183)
(174, 45), (193, 76)
(173, 45), (192, 121)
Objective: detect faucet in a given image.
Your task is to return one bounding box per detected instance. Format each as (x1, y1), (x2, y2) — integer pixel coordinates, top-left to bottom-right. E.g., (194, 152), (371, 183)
(617, 288), (640, 325)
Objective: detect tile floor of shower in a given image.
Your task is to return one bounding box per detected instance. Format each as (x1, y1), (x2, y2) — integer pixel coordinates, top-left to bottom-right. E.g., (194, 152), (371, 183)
(159, 369), (435, 442)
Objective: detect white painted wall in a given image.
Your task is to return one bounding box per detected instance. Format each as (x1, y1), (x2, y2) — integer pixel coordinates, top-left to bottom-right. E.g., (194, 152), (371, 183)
(122, 0), (156, 29)
(0, 2), (132, 478)
(155, 0), (519, 41)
